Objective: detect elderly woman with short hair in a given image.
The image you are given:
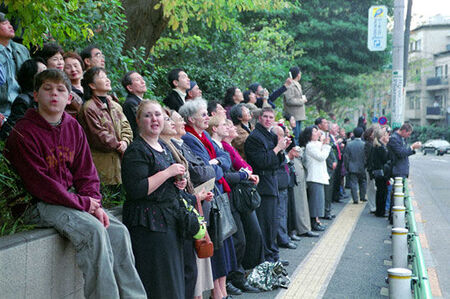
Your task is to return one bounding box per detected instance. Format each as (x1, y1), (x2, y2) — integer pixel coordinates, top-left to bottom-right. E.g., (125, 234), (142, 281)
(179, 99), (238, 299)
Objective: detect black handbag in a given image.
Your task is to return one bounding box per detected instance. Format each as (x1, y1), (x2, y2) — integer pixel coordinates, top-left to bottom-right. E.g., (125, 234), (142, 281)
(372, 169), (384, 179)
(209, 186), (237, 250)
(231, 180), (261, 213)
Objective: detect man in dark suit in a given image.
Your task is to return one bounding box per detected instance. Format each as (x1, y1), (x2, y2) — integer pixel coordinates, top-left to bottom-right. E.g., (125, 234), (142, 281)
(121, 71), (147, 137)
(245, 107), (289, 264)
(344, 127), (367, 204)
(163, 68), (190, 111)
(387, 123), (421, 178)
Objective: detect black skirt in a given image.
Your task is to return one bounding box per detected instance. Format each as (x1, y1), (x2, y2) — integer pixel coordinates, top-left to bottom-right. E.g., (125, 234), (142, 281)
(129, 224), (184, 299)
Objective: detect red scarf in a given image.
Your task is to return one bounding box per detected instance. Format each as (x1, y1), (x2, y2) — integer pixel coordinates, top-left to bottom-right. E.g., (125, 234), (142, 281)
(185, 125), (231, 193)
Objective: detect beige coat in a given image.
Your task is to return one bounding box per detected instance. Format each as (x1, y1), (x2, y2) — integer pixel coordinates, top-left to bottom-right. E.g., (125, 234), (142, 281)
(283, 80), (307, 121)
(79, 95), (133, 185)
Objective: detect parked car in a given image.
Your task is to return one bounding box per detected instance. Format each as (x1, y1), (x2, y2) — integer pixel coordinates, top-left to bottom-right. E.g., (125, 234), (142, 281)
(422, 139), (450, 155)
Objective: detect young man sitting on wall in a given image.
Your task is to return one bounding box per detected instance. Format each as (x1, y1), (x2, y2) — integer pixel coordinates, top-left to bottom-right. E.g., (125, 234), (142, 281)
(4, 69), (146, 299)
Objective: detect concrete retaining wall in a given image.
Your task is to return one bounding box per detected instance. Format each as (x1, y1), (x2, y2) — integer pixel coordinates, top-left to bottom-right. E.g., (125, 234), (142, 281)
(0, 228), (84, 299)
(0, 207), (122, 299)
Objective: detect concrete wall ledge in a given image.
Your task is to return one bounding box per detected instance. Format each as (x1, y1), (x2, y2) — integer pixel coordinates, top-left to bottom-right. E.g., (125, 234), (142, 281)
(0, 207), (122, 299)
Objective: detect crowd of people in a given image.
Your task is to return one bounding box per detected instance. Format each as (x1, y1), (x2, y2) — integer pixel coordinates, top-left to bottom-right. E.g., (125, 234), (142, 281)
(1, 12), (422, 299)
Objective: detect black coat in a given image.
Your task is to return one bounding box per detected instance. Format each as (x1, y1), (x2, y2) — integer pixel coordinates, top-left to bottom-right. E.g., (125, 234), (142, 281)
(387, 132), (415, 178)
(122, 94), (141, 138)
(163, 90), (185, 111)
(244, 122), (284, 197)
(0, 92), (36, 140)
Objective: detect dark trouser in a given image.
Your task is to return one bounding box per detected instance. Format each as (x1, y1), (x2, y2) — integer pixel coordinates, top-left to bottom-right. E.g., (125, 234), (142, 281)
(332, 160), (343, 202)
(277, 189), (290, 245)
(287, 187), (296, 233)
(375, 178), (388, 217)
(324, 170), (335, 216)
(241, 210), (265, 269)
(349, 172), (367, 203)
(293, 120), (303, 145)
(255, 195), (279, 262)
(184, 240), (198, 299)
(228, 208), (246, 285)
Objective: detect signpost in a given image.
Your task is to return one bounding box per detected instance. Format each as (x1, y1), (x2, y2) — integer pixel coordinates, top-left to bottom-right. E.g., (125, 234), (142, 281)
(368, 5), (387, 51)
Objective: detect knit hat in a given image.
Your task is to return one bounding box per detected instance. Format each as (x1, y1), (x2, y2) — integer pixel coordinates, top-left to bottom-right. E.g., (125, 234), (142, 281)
(187, 80), (197, 93)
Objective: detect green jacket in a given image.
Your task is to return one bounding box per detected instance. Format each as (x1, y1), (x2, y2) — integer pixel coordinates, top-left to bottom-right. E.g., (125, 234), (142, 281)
(0, 40), (30, 117)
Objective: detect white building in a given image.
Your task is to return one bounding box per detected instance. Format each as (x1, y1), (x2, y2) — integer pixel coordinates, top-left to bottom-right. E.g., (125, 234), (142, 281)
(405, 20), (450, 127)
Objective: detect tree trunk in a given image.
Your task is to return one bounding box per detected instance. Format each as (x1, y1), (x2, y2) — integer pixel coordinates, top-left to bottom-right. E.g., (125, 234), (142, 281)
(121, 0), (168, 56)
(403, 0), (413, 86)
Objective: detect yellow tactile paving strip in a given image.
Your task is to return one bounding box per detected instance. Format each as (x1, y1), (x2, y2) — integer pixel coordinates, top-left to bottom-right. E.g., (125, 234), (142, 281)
(277, 201), (366, 299)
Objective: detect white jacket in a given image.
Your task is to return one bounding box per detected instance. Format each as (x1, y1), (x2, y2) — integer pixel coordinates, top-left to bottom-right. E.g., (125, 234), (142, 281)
(304, 141), (331, 185)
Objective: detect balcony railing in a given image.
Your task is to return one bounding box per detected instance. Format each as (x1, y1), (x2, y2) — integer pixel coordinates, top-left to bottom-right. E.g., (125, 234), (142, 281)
(426, 106), (441, 115)
(426, 76), (448, 86)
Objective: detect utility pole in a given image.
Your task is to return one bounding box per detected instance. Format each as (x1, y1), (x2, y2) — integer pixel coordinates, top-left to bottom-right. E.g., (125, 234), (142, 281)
(391, 0), (405, 128)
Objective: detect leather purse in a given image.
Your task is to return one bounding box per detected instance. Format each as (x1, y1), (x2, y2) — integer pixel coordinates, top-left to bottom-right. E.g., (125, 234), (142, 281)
(231, 180), (261, 213)
(194, 195), (214, 258)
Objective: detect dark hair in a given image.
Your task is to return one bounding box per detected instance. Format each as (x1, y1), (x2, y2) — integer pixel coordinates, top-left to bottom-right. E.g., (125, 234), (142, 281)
(121, 71), (138, 94)
(207, 100), (221, 116)
(33, 43), (64, 64)
(243, 90), (253, 103)
(400, 123), (413, 132)
(168, 68), (184, 88)
(314, 117), (325, 126)
(17, 58), (46, 92)
(81, 67), (106, 100)
(328, 112), (335, 118)
(63, 51), (85, 71)
(34, 69), (71, 92)
(80, 45), (98, 61)
(223, 86), (238, 107)
(248, 83), (261, 93)
(299, 125), (318, 147)
(289, 66), (301, 79)
(344, 117), (350, 123)
(353, 127), (364, 138)
(230, 104), (245, 125)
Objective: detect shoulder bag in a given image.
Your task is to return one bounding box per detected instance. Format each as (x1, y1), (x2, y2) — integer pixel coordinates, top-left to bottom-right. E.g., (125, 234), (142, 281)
(209, 186), (237, 250)
(194, 195), (214, 258)
(231, 180), (261, 213)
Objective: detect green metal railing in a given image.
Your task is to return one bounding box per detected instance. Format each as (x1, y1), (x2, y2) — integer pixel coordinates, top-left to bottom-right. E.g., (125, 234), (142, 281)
(404, 180), (433, 299)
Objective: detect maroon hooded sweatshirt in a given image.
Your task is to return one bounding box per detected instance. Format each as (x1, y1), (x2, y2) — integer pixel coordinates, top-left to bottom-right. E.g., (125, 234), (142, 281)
(4, 109), (101, 212)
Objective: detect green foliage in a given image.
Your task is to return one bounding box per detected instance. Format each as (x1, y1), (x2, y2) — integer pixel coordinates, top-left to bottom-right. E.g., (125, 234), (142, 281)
(0, 141), (34, 236)
(410, 125), (450, 143)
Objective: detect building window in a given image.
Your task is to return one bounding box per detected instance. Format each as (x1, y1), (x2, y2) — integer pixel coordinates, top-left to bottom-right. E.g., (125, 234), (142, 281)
(409, 97), (415, 109)
(416, 40), (421, 51)
(415, 97), (421, 110)
(445, 64), (448, 79)
(435, 66), (443, 78)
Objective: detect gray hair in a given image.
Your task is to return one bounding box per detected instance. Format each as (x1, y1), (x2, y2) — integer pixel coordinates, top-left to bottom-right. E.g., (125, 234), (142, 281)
(179, 98), (208, 123)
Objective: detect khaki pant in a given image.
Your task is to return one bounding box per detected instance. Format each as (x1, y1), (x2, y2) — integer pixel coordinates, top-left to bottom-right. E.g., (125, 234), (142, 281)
(27, 202), (146, 299)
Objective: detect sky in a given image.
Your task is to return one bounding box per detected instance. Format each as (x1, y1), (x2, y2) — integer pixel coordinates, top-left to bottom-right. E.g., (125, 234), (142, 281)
(411, 0), (450, 26)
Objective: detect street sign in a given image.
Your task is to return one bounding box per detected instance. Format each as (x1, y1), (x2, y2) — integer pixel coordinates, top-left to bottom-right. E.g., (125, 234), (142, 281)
(368, 5), (387, 51)
(379, 116), (387, 125)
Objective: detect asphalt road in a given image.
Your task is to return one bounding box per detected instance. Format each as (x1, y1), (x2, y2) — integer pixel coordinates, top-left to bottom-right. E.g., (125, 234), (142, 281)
(409, 153), (450, 298)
